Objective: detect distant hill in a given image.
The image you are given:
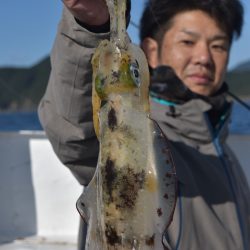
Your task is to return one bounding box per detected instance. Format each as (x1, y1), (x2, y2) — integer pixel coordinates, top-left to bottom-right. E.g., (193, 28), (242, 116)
(231, 60), (250, 72)
(0, 57), (50, 111)
(226, 59), (250, 98)
(0, 56), (249, 112)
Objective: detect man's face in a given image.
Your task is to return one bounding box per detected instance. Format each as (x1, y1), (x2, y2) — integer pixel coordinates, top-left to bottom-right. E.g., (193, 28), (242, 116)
(149, 10), (230, 96)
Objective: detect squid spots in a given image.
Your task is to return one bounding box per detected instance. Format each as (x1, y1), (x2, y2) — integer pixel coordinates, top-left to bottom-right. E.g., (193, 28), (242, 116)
(102, 161), (146, 210)
(104, 158), (117, 201)
(157, 208), (163, 217)
(164, 193), (169, 199)
(118, 168), (146, 209)
(108, 107), (117, 131)
(105, 223), (121, 246)
(145, 234), (155, 246)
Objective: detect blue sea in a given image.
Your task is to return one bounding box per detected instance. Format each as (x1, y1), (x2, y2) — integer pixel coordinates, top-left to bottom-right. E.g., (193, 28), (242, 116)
(230, 100), (250, 134)
(0, 101), (249, 134)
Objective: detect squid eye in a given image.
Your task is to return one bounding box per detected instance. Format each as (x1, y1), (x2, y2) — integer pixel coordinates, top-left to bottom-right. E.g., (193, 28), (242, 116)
(130, 63), (140, 87)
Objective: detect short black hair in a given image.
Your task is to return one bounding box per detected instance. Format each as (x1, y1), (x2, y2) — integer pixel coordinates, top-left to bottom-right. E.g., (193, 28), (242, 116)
(140, 0), (244, 46)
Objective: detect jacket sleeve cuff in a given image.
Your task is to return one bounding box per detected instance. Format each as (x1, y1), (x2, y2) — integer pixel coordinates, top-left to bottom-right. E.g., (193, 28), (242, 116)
(60, 7), (110, 48)
(75, 18), (110, 34)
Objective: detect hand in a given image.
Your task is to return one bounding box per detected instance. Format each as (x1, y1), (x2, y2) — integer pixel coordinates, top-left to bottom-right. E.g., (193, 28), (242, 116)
(62, 0), (109, 26)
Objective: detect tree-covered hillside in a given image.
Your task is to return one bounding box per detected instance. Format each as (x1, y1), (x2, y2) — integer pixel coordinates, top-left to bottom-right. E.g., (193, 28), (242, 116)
(0, 57), (50, 111)
(0, 56), (249, 111)
(226, 71), (250, 98)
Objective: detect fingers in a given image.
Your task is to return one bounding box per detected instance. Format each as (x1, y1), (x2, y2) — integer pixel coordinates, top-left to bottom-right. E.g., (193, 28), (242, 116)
(62, 0), (109, 26)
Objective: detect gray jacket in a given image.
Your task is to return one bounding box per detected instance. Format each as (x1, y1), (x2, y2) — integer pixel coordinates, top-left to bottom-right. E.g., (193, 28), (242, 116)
(38, 8), (250, 250)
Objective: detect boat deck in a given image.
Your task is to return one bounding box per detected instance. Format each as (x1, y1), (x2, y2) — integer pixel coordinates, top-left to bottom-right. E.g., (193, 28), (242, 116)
(0, 237), (77, 250)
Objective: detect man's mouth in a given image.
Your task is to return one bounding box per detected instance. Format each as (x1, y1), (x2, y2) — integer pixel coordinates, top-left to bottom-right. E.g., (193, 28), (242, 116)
(187, 74), (213, 85)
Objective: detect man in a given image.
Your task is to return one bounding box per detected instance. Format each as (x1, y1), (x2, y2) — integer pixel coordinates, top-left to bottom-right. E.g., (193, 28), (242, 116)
(38, 0), (250, 249)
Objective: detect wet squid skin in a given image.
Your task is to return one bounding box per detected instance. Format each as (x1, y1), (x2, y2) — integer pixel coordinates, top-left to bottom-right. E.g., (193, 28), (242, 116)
(76, 0), (177, 249)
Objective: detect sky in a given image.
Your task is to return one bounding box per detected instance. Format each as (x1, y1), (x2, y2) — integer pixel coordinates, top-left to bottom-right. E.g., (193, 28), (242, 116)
(0, 0), (249, 70)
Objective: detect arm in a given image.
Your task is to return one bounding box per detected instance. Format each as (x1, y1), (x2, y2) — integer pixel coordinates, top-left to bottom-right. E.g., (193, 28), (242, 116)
(38, 2), (110, 186)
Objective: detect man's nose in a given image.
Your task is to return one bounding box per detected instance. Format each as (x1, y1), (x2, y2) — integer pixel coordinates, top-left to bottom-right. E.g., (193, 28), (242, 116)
(193, 43), (213, 67)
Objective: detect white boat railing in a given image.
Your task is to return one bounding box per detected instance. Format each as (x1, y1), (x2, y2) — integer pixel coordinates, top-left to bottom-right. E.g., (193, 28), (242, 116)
(0, 131), (82, 245)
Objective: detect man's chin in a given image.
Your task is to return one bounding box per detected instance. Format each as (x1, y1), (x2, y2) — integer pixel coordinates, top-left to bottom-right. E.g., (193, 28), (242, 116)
(188, 86), (214, 97)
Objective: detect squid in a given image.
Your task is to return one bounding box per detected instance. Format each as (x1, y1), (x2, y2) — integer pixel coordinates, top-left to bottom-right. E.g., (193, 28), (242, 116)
(76, 0), (177, 249)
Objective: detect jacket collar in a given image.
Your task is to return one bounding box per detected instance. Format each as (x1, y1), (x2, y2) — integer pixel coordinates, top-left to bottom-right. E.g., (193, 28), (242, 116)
(150, 95), (233, 145)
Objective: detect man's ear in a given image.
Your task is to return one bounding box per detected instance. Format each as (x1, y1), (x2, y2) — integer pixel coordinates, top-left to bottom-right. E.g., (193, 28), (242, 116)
(141, 37), (159, 69)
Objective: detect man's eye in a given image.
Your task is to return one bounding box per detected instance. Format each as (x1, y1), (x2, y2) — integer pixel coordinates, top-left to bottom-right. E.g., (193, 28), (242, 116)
(130, 63), (140, 87)
(212, 44), (228, 52)
(181, 40), (194, 46)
